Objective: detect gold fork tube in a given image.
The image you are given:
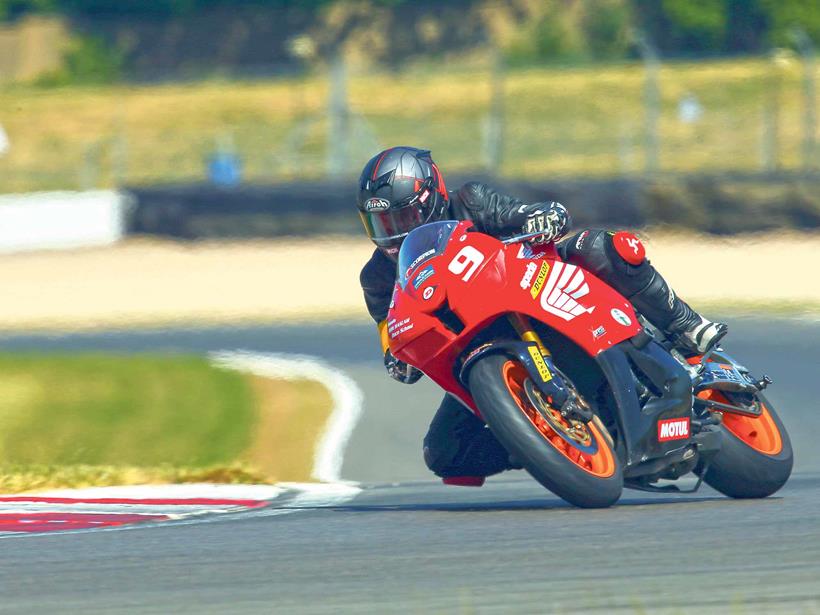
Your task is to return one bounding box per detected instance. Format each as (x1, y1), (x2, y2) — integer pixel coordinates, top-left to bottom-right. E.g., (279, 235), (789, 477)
(508, 313), (551, 356)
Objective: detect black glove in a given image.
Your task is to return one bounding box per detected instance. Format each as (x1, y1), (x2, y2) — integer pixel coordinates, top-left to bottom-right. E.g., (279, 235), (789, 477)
(523, 203), (569, 244)
(384, 350), (423, 384)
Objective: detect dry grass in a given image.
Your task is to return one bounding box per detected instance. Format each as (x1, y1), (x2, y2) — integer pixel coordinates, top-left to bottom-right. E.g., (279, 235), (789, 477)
(0, 56), (815, 191)
(244, 376), (332, 483)
(0, 462), (272, 494)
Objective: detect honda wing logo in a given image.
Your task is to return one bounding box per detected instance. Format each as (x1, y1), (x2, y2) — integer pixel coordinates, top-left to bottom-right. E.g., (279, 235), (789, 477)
(537, 262), (594, 321)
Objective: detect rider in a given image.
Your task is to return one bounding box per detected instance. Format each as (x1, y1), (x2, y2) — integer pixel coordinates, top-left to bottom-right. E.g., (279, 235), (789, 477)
(357, 146), (727, 483)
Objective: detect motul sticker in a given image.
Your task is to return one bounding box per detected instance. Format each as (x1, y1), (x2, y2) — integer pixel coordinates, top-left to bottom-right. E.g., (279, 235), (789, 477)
(657, 417), (690, 442)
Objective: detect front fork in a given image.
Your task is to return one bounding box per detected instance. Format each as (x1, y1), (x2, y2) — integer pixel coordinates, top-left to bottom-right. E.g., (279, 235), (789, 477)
(508, 313), (550, 357)
(507, 314), (599, 429)
(506, 314), (566, 403)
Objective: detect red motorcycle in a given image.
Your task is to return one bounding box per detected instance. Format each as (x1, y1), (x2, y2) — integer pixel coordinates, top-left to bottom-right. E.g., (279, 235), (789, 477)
(387, 220), (793, 508)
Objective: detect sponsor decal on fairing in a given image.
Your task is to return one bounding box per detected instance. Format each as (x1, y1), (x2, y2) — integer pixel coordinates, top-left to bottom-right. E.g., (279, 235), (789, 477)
(592, 325), (606, 339)
(388, 317), (414, 339)
(407, 249), (435, 273)
(422, 286), (435, 300)
(537, 261), (594, 321)
(412, 265), (435, 289)
(657, 417), (690, 442)
(527, 346), (552, 382)
(530, 262), (550, 299)
(610, 308), (632, 326)
(519, 262), (538, 289)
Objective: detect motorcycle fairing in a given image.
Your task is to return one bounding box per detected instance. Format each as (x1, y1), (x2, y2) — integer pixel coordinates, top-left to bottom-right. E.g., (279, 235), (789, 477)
(390, 221), (641, 364)
(595, 338), (694, 468)
(388, 220), (692, 472)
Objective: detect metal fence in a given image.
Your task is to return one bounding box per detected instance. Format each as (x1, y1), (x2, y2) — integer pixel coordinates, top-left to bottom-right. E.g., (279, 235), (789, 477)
(0, 44), (817, 194)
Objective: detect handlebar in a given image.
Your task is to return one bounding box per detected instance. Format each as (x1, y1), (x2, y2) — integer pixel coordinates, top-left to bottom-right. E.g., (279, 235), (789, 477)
(501, 231), (553, 245)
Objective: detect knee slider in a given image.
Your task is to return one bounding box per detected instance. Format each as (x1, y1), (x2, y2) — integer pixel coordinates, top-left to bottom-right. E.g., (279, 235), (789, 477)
(611, 231), (646, 265)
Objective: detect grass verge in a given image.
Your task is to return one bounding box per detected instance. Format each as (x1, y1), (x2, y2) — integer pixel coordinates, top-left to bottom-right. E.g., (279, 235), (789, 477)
(0, 353), (332, 493)
(0, 56), (815, 191)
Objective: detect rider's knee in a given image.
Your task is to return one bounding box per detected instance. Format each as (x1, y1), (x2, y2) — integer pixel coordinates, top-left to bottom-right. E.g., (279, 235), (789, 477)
(564, 229), (654, 295)
(422, 442), (456, 477)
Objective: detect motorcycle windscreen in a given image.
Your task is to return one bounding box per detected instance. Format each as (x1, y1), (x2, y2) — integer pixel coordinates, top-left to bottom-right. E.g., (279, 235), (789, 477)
(397, 220), (459, 289)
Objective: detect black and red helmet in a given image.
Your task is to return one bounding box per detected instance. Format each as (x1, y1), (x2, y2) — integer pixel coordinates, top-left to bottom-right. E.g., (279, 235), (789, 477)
(356, 146), (448, 259)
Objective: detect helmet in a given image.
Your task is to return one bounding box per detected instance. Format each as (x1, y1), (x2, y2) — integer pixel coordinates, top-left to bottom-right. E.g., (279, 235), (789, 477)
(356, 146), (448, 260)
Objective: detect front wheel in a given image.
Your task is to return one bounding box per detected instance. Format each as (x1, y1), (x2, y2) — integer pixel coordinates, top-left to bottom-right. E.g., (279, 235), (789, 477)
(696, 390), (793, 498)
(469, 354), (623, 508)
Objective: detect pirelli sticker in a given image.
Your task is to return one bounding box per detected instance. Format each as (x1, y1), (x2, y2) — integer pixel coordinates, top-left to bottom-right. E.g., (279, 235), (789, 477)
(530, 262), (550, 299)
(527, 345), (552, 382)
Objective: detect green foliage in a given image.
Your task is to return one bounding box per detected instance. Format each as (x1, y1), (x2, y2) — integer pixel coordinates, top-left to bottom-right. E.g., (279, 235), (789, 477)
(36, 34), (123, 85)
(660, 0), (727, 51)
(584, 0), (632, 59)
(0, 0), (55, 20)
(504, 0), (632, 64)
(760, 0), (820, 47)
(633, 0), (820, 55)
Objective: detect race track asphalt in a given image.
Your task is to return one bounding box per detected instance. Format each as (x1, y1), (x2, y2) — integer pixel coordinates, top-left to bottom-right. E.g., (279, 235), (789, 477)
(0, 316), (818, 613)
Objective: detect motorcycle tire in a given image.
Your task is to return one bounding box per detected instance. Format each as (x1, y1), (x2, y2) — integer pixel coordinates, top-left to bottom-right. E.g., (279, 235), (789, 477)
(696, 391), (793, 499)
(469, 354), (623, 508)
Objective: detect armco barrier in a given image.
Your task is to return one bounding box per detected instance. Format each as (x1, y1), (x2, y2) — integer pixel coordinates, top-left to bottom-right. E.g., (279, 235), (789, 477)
(0, 191), (129, 253)
(124, 172), (820, 240)
(124, 176), (647, 239)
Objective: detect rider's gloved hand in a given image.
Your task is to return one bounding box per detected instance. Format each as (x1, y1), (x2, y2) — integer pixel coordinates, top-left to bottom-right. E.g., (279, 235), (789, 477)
(523, 203), (568, 244)
(384, 350), (423, 384)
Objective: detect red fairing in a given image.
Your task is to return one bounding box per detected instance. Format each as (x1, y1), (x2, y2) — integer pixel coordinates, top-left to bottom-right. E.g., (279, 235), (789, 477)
(612, 231), (646, 265)
(387, 221), (642, 412)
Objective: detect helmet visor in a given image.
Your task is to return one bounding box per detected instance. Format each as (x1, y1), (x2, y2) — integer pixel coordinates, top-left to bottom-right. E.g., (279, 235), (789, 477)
(359, 204), (427, 249)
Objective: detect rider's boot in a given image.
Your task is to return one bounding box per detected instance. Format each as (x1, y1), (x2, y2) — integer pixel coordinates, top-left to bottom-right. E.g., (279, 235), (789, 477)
(628, 267), (728, 354)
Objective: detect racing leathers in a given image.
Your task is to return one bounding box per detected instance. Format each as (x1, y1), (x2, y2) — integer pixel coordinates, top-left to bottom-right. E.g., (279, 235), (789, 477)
(359, 182), (725, 480)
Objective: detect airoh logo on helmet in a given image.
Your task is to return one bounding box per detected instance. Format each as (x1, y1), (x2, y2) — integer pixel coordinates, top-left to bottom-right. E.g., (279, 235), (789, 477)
(365, 197), (391, 211)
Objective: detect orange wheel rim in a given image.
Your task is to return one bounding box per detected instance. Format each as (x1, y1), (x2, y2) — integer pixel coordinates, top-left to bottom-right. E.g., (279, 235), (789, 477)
(697, 389), (782, 455)
(502, 361), (616, 478)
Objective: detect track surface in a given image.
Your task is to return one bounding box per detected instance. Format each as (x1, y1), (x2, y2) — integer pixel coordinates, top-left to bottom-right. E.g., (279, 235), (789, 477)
(1, 316), (819, 613)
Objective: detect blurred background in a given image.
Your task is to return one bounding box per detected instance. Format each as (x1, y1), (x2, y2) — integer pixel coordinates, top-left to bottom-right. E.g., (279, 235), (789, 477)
(0, 0), (819, 491)
(1, 0), (819, 235)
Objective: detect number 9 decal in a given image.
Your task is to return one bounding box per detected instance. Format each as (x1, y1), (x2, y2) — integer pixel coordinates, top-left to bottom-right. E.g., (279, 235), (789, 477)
(448, 246), (485, 282)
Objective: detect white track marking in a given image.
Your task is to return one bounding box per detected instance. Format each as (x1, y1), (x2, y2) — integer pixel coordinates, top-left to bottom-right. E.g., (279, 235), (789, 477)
(0, 482), (362, 539)
(253, 482), (362, 517)
(31, 483), (283, 501)
(0, 352), (365, 538)
(210, 351), (364, 483)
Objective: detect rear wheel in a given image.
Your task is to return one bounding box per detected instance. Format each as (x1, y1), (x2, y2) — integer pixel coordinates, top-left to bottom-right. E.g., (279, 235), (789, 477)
(469, 354), (623, 508)
(696, 390), (793, 498)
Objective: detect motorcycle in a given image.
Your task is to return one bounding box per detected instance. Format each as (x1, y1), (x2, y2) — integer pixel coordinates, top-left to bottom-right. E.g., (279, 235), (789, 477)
(387, 220), (793, 508)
